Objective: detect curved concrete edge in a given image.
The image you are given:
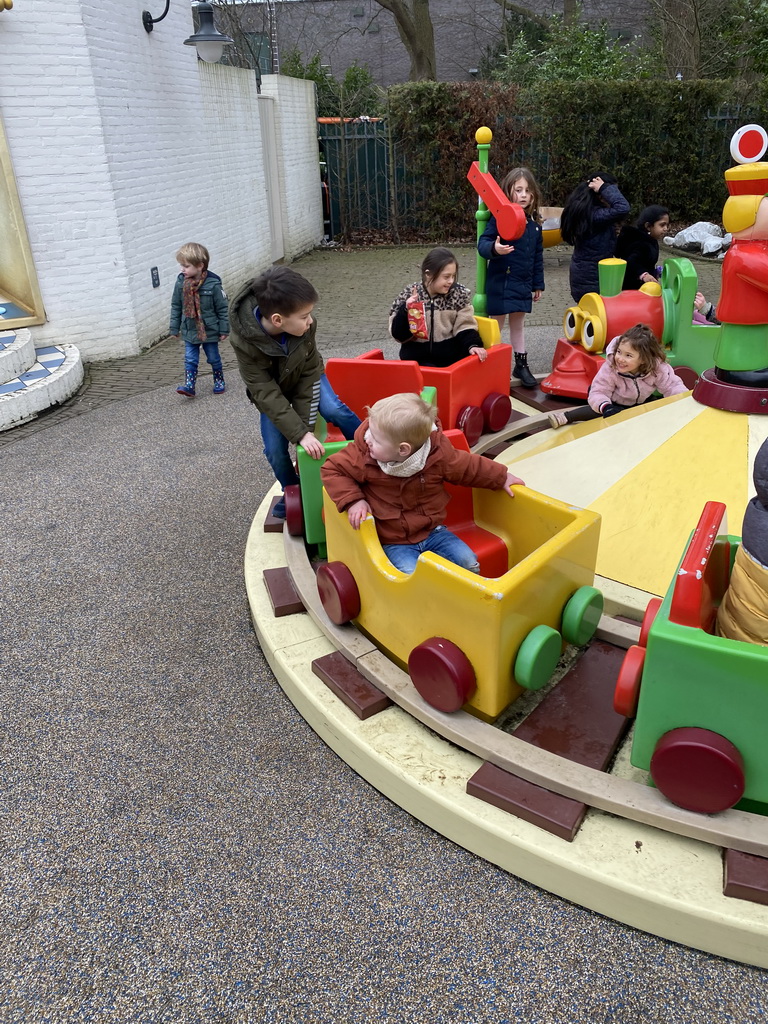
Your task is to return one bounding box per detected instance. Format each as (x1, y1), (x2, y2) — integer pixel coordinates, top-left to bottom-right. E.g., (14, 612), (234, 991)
(245, 490), (768, 969)
(0, 328), (35, 384)
(0, 344), (84, 431)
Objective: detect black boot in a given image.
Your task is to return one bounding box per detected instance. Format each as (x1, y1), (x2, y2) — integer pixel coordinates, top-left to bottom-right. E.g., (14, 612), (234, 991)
(513, 351), (537, 389)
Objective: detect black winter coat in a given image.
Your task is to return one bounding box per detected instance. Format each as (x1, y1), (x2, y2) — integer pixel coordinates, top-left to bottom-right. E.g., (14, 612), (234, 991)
(615, 225), (659, 290)
(568, 183), (630, 303)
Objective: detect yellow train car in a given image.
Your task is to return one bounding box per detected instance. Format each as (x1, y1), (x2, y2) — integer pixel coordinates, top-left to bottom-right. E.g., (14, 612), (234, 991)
(318, 470), (602, 722)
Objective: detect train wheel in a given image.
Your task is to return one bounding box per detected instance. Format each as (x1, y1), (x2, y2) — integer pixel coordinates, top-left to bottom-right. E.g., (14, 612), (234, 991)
(456, 405), (484, 446)
(650, 728), (746, 814)
(316, 561), (361, 625)
(481, 392), (512, 433)
(613, 645), (645, 717)
(284, 484), (304, 536)
(408, 638), (477, 713)
(639, 597), (662, 648)
(514, 625), (561, 691)
(561, 586), (604, 646)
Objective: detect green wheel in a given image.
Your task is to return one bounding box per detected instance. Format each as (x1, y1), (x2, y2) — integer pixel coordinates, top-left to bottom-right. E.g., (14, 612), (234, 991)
(561, 586), (604, 646)
(514, 625), (561, 691)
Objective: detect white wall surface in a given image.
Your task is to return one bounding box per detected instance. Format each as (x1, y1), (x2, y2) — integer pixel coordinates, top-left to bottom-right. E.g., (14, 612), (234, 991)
(0, 2), (323, 360)
(260, 75), (325, 260)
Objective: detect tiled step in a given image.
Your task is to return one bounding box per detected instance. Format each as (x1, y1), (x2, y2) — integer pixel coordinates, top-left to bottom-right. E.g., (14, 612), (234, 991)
(0, 328), (36, 384)
(0, 342), (84, 431)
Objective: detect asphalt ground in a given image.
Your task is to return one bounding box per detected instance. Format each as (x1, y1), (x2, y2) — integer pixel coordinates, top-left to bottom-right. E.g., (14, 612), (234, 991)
(3, 245), (759, 1024)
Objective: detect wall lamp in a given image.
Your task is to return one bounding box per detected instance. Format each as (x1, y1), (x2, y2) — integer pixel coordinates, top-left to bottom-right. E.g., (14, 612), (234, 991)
(142, 1), (234, 64)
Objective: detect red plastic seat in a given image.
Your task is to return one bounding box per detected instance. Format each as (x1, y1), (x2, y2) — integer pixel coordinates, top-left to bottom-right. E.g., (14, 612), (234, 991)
(442, 429), (509, 578)
(668, 501), (730, 633)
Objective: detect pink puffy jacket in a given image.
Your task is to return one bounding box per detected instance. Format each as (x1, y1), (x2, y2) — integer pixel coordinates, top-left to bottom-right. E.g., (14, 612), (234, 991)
(588, 337), (688, 413)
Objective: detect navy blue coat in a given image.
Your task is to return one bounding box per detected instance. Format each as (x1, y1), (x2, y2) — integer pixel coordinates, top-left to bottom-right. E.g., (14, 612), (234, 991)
(478, 214), (544, 315)
(568, 183), (630, 302)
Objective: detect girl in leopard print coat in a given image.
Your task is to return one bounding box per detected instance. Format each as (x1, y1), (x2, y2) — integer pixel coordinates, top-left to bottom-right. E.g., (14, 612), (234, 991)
(388, 248), (485, 367)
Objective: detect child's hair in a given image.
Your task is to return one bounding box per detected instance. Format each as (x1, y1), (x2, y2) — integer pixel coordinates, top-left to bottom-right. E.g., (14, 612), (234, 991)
(176, 242), (210, 269)
(610, 323), (667, 376)
(252, 266), (319, 318)
(500, 166), (543, 222)
(560, 172), (619, 245)
(636, 205), (669, 231)
(367, 393), (437, 452)
(421, 247), (458, 288)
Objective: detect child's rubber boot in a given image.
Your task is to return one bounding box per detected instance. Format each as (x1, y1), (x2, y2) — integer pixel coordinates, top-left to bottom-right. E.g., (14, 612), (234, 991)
(176, 370), (197, 397)
(512, 351), (537, 389)
(212, 369), (226, 395)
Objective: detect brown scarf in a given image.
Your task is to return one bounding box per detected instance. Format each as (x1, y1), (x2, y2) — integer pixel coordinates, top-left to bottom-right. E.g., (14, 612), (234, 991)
(182, 270), (208, 342)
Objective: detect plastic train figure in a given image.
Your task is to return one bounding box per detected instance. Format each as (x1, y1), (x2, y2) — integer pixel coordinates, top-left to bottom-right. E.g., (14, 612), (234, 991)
(316, 428), (604, 722)
(614, 499), (768, 815)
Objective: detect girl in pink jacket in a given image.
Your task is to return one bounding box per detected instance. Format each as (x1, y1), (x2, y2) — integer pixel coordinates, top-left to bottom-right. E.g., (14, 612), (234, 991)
(549, 323), (688, 428)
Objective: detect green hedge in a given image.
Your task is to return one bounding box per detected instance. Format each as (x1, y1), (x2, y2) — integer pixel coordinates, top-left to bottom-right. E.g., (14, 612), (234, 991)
(385, 78), (768, 239)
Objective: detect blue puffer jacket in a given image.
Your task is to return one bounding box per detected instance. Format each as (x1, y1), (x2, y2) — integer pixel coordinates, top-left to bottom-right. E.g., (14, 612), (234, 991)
(568, 183), (630, 302)
(478, 214), (544, 315)
(170, 271), (229, 344)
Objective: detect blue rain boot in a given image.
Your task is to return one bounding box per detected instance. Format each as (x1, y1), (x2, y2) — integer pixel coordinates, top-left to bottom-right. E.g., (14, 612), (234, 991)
(212, 369), (226, 394)
(176, 369), (196, 397)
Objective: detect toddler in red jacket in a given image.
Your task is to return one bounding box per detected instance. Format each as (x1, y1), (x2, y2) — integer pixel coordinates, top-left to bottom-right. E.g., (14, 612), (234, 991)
(321, 393), (524, 575)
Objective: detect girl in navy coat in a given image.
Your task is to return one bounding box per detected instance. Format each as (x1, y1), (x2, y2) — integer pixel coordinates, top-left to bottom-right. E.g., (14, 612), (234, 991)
(477, 167), (545, 388)
(560, 172), (630, 303)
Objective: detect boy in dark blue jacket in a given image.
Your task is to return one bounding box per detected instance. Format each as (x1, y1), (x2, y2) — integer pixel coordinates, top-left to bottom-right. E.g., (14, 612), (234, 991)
(170, 242), (229, 397)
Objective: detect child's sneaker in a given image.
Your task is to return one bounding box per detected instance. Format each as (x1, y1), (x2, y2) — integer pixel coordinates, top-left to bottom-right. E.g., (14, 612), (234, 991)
(271, 496), (286, 520)
(548, 411), (568, 429)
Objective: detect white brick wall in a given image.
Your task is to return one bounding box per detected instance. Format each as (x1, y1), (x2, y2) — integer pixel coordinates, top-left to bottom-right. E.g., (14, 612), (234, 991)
(260, 75), (325, 260)
(0, 2), (323, 360)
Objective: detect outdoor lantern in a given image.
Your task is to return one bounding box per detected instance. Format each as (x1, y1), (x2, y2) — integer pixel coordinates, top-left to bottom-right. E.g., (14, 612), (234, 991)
(142, 1), (234, 64)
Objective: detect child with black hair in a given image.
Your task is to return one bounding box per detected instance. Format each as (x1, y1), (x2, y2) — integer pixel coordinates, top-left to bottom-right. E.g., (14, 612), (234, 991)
(228, 266), (361, 519)
(615, 205), (670, 290)
(561, 173), (630, 303)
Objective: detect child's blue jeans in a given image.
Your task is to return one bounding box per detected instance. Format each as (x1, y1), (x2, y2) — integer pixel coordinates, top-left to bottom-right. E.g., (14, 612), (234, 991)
(260, 375), (361, 489)
(185, 340), (222, 374)
(382, 525), (480, 575)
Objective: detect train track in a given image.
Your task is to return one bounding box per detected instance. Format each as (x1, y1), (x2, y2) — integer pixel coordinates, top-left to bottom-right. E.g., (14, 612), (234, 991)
(284, 526), (768, 859)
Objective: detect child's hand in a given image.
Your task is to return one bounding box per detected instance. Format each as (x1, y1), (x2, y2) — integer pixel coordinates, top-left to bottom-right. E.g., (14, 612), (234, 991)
(532, 290), (542, 302)
(694, 291), (706, 311)
(494, 236), (514, 256)
(503, 472), (525, 496)
(299, 432), (325, 459)
(347, 500), (372, 529)
(469, 346), (487, 362)
(588, 176), (604, 192)
(640, 272), (655, 284)
(220, 334), (229, 341)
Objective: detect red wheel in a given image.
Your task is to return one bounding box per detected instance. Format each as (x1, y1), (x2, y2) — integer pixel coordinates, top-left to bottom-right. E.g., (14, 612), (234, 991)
(639, 597), (662, 648)
(650, 728), (746, 813)
(481, 392), (512, 433)
(316, 561), (361, 625)
(456, 405), (484, 446)
(408, 637), (477, 713)
(613, 645), (645, 717)
(284, 484), (304, 536)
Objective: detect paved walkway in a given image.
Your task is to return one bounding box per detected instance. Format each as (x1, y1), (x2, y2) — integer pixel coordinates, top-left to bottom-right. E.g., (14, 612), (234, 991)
(3, 245), (758, 1024)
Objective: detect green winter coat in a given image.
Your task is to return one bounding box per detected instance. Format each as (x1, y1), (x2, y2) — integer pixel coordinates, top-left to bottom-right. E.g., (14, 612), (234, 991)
(228, 278), (324, 444)
(169, 271), (229, 343)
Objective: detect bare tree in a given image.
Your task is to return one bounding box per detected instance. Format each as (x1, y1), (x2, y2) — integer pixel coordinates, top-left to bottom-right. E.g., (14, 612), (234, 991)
(372, 0), (436, 80)
(646, 0), (731, 78)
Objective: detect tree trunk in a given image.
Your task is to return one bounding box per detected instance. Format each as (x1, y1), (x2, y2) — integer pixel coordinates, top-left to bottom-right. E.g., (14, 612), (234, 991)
(375, 0), (437, 80)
